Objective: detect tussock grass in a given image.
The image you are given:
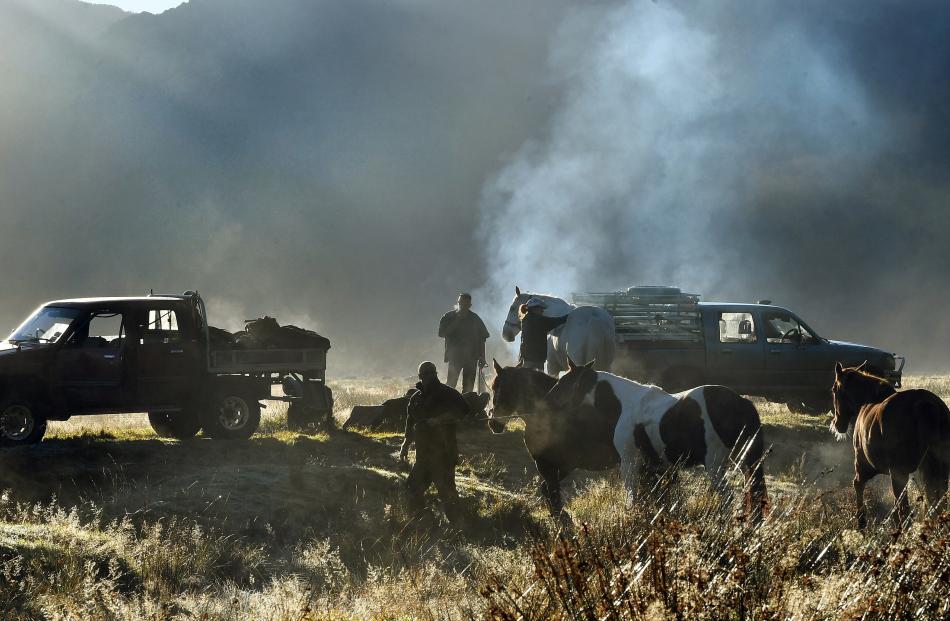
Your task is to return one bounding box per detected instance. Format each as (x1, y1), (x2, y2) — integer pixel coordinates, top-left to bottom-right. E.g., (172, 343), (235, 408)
(1, 375), (949, 619)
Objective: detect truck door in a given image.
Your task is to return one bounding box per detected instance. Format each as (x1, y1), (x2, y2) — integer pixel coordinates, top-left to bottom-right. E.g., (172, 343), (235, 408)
(54, 311), (130, 410)
(704, 310), (764, 391)
(134, 306), (199, 406)
(761, 311), (827, 388)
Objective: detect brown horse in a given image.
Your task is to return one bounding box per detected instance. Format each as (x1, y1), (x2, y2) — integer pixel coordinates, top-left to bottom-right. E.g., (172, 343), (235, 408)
(831, 361), (950, 527)
(488, 360), (620, 516)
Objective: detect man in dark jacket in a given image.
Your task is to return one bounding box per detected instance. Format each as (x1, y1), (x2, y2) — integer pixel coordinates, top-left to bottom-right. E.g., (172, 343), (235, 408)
(438, 293), (489, 393)
(399, 361), (470, 522)
(519, 297), (569, 373)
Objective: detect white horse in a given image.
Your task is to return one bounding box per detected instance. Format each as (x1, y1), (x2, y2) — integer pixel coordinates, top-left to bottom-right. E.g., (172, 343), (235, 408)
(501, 286), (616, 375)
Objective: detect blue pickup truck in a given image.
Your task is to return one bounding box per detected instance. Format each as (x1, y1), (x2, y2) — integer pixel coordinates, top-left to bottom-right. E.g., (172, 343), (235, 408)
(572, 286), (904, 414)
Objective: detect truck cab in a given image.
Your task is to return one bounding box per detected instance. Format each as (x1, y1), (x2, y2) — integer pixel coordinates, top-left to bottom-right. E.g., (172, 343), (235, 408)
(702, 302), (902, 411)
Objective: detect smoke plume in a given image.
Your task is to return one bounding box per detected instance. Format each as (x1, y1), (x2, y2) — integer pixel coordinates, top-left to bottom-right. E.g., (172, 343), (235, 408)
(480, 1), (950, 371)
(1, 0), (948, 376)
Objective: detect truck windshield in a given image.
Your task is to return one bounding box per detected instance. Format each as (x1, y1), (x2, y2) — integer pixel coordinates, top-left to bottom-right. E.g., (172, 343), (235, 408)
(762, 312), (816, 344)
(7, 306), (82, 346)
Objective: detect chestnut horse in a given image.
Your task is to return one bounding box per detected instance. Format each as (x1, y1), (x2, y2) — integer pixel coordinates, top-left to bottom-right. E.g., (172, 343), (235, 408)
(488, 360), (620, 516)
(831, 362), (950, 527)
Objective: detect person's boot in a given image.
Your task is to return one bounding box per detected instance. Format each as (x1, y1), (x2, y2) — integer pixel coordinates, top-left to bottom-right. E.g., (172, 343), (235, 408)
(443, 499), (466, 527)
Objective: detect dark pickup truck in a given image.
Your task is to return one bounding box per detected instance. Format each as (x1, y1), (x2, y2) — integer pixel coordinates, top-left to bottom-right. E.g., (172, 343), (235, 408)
(0, 291), (331, 446)
(573, 286), (904, 413)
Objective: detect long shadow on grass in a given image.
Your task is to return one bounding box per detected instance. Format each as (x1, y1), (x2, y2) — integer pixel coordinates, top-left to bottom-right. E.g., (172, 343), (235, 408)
(0, 431), (407, 536)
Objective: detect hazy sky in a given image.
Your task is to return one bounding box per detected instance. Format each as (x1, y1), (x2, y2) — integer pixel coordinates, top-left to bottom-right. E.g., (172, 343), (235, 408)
(4, 0), (950, 375)
(83, 0), (185, 13)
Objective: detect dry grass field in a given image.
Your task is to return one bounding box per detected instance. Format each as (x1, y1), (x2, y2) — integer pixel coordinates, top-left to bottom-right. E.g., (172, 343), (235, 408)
(1, 376), (949, 619)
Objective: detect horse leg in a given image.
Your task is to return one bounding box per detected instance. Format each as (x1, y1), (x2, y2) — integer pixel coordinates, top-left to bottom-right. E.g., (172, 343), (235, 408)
(545, 338), (563, 377)
(618, 457), (640, 506)
(889, 470), (911, 529)
(918, 449), (950, 512)
(854, 457), (876, 530)
(706, 455), (729, 499)
(536, 458), (565, 517)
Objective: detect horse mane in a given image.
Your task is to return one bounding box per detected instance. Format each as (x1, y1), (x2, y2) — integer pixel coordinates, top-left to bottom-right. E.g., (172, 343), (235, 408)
(588, 369), (660, 391)
(839, 367), (897, 402)
(853, 368), (893, 386)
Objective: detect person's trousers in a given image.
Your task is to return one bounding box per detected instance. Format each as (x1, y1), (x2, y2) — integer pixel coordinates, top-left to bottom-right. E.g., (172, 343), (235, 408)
(447, 361), (477, 393)
(522, 360), (545, 373)
(406, 457), (461, 521)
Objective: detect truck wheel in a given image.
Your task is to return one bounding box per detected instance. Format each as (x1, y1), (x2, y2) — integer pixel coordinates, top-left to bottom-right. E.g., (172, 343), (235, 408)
(148, 412), (201, 440)
(785, 400), (810, 415)
(786, 395), (832, 415)
(202, 393), (261, 440)
(0, 400), (47, 446)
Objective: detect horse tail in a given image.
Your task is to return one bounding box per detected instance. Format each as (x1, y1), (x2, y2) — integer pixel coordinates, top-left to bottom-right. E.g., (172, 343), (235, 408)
(737, 397), (769, 522)
(916, 395), (950, 501)
(561, 311), (591, 368)
(583, 311), (616, 371)
(599, 312), (616, 371)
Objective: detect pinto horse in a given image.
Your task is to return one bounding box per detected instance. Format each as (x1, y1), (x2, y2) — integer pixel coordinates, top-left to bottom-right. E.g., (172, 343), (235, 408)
(500, 286), (616, 375)
(488, 360), (620, 516)
(546, 359), (768, 518)
(831, 361), (950, 528)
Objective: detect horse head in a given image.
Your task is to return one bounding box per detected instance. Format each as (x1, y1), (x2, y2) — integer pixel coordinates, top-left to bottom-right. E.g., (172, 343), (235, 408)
(488, 359), (557, 433)
(501, 286), (529, 343)
(545, 357), (598, 411)
(831, 361), (896, 436)
(488, 359), (517, 432)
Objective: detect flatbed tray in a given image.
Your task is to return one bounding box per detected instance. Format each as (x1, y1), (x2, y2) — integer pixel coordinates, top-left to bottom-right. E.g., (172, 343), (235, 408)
(209, 348), (327, 373)
(573, 289), (704, 343)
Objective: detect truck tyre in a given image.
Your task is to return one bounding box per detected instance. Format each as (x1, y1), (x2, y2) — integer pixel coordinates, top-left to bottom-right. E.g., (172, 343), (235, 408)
(148, 412), (201, 440)
(201, 393), (261, 440)
(786, 394), (832, 415)
(0, 399), (47, 446)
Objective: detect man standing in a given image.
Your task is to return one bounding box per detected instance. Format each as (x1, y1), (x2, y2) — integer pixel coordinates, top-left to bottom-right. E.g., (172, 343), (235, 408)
(399, 361), (469, 523)
(519, 297), (569, 373)
(438, 293), (489, 393)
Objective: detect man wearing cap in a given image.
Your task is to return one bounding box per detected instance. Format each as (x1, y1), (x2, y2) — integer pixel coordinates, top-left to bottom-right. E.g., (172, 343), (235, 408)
(519, 297), (569, 373)
(399, 361), (470, 522)
(438, 293), (489, 393)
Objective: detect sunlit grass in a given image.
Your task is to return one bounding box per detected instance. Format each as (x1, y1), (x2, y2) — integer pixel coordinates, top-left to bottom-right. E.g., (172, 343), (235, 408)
(1, 375), (948, 619)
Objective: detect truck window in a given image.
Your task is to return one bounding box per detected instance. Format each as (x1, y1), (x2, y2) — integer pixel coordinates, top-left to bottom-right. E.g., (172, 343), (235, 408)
(143, 309), (180, 344)
(762, 312), (813, 343)
(719, 312), (756, 344)
(73, 313), (125, 348)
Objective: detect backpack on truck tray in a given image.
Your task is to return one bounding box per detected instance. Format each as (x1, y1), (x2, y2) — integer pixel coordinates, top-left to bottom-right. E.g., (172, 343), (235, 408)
(233, 316), (332, 350)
